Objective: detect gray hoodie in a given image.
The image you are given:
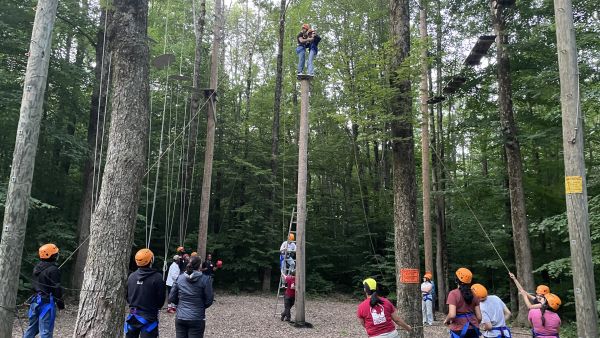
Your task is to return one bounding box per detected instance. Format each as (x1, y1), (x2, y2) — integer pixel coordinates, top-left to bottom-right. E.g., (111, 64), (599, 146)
(168, 271), (214, 321)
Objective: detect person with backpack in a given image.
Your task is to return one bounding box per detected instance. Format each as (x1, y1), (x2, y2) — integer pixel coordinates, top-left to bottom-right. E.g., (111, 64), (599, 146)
(421, 271), (434, 326)
(357, 278), (412, 337)
(509, 272), (550, 310)
(443, 267), (482, 338)
(527, 293), (561, 338)
(125, 249), (166, 338)
(471, 283), (512, 338)
(24, 244), (65, 338)
(169, 256), (214, 338)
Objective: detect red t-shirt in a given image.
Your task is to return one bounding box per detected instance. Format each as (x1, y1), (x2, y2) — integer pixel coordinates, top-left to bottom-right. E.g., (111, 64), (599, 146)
(285, 275), (295, 298)
(356, 297), (397, 337)
(446, 288), (480, 331)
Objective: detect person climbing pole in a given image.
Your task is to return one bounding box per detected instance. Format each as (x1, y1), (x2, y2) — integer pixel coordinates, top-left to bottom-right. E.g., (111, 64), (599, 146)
(508, 272), (549, 310)
(125, 248), (166, 338)
(443, 267), (482, 338)
(166, 255), (181, 314)
(306, 28), (321, 76)
(280, 270), (296, 322)
(279, 234), (296, 274)
(527, 293), (561, 338)
(169, 256), (214, 338)
(296, 23), (314, 76)
(23, 244), (64, 338)
(357, 278), (412, 337)
(421, 271), (434, 326)
(471, 283), (511, 338)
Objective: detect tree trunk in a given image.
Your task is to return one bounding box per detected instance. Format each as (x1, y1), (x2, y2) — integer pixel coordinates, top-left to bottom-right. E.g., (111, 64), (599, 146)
(72, 0), (149, 336)
(0, 2), (58, 336)
(73, 10), (110, 290)
(491, 2), (534, 325)
(197, 0), (222, 259)
(390, 0), (423, 336)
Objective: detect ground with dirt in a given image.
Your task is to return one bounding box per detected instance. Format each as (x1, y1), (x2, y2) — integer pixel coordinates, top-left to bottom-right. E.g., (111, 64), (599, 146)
(12, 293), (533, 337)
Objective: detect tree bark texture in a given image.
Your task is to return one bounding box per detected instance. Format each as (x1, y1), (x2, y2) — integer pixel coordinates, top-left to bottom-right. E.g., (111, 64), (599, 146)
(390, 0), (423, 336)
(73, 10), (110, 290)
(419, 0), (433, 275)
(553, 0), (599, 335)
(491, 3), (535, 325)
(0, 2), (58, 337)
(197, 0), (222, 259)
(73, 0), (149, 336)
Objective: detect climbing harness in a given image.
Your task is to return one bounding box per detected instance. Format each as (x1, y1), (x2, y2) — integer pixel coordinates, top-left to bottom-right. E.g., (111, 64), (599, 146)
(124, 309), (158, 334)
(422, 293), (433, 302)
(531, 330), (559, 338)
(450, 312), (481, 338)
(489, 326), (512, 337)
(27, 293), (56, 331)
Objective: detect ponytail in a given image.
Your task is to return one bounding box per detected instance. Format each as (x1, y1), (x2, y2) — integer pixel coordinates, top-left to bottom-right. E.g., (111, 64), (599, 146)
(186, 256), (202, 275)
(459, 283), (474, 305)
(369, 291), (384, 308)
(540, 303), (548, 327)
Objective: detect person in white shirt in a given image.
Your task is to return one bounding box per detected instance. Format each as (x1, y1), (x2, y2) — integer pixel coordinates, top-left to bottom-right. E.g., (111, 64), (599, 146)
(421, 271), (434, 325)
(471, 283), (512, 338)
(166, 255), (181, 313)
(279, 234), (296, 274)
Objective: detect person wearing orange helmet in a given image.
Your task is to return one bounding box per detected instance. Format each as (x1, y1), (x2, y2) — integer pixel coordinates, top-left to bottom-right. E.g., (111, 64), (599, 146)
(125, 248), (166, 338)
(471, 283), (511, 338)
(24, 243), (64, 338)
(296, 23), (316, 76)
(279, 233), (296, 274)
(421, 271), (434, 326)
(443, 267), (482, 338)
(528, 293), (561, 338)
(508, 272), (550, 310)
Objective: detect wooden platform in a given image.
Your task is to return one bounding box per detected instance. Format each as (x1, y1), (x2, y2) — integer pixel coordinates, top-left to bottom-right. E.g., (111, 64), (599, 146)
(297, 74), (314, 81)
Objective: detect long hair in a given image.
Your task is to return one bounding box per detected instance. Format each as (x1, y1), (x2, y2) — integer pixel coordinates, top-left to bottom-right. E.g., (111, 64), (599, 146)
(186, 256), (202, 275)
(457, 278), (474, 305)
(364, 283), (384, 308)
(540, 302), (549, 327)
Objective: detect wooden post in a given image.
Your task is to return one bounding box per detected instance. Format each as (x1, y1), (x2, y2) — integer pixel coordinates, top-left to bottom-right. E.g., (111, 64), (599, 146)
(197, 0), (222, 259)
(419, 0), (433, 275)
(553, 0), (599, 336)
(0, 2), (58, 336)
(295, 74), (311, 325)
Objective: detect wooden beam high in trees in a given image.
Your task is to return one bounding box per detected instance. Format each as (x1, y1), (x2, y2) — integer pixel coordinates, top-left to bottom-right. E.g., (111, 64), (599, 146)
(553, 0), (599, 336)
(0, 2), (58, 336)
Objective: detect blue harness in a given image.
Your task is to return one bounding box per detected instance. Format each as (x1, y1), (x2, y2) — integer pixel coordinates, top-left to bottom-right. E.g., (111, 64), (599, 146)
(490, 326), (512, 337)
(28, 293), (56, 328)
(124, 309), (158, 334)
(531, 330), (559, 338)
(450, 312), (480, 338)
(422, 294), (433, 302)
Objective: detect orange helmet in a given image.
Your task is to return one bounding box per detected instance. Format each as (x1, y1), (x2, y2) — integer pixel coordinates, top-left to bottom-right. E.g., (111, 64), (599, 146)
(456, 267), (473, 284)
(39, 244), (59, 259)
(424, 272), (433, 280)
(288, 233), (295, 241)
(536, 284), (550, 295)
(471, 283), (488, 300)
(191, 252), (198, 257)
(176, 246), (184, 253)
(302, 23), (310, 30)
(135, 248), (154, 267)
(545, 293), (561, 311)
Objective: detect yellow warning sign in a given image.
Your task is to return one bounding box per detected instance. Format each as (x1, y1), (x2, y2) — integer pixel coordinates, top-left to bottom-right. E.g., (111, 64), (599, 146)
(565, 176), (583, 194)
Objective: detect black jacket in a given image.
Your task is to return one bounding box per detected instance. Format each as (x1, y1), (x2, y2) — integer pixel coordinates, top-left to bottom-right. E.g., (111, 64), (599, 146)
(126, 268), (166, 321)
(169, 271), (213, 321)
(32, 260), (63, 301)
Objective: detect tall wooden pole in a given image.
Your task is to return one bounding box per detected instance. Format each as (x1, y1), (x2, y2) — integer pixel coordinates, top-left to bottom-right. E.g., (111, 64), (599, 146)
(197, 0), (222, 259)
(553, 1), (599, 336)
(295, 75), (311, 325)
(419, 0), (433, 275)
(0, 2), (58, 336)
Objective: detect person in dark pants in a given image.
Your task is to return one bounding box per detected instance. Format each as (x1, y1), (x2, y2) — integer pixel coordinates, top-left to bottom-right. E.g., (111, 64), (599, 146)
(125, 248), (166, 338)
(169, 256), (214, 338)
(280, 270), (296, 321)
(24, 243), (65, 338)
(200, 253), (215, 277)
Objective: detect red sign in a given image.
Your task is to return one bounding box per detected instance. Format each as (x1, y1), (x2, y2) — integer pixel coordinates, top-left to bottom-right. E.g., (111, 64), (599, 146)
(400, 268), (420, 284)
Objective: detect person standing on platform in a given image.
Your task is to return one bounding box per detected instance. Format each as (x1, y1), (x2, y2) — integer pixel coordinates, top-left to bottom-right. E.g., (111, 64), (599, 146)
(166, 255), (181, 314)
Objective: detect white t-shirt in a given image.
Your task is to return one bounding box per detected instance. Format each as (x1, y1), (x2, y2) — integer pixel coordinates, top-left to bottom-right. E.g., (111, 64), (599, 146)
(279, 241), (296, 253)
(421, 281), (433, 295)
(480, 295), (509, 337)
(166, 262), (180, 287)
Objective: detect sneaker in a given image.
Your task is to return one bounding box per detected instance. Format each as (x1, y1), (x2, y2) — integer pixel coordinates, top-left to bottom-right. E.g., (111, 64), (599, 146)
(281, 315), (285, 321)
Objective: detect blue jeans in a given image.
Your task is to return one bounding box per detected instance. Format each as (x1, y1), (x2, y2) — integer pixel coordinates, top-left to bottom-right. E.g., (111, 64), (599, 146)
(24, 301), (55, 338)
(296, 46), (306, 74)
(307, 49), (316, 75)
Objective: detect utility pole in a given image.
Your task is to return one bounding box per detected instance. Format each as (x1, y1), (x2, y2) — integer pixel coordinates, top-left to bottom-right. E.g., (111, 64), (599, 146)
(553, 0), (599, 337)
(295, 74), (311, 326)
(197, 0), (222, 259)
(0, 2), (58, 336)
(419, 0), (433, 275)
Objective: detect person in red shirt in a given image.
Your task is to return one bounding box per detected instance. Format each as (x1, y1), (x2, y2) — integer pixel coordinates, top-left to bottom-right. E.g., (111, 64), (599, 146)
(280, 270), (296, 321)
(356, 278), (412, 338)
(444, 267), (482, 338)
